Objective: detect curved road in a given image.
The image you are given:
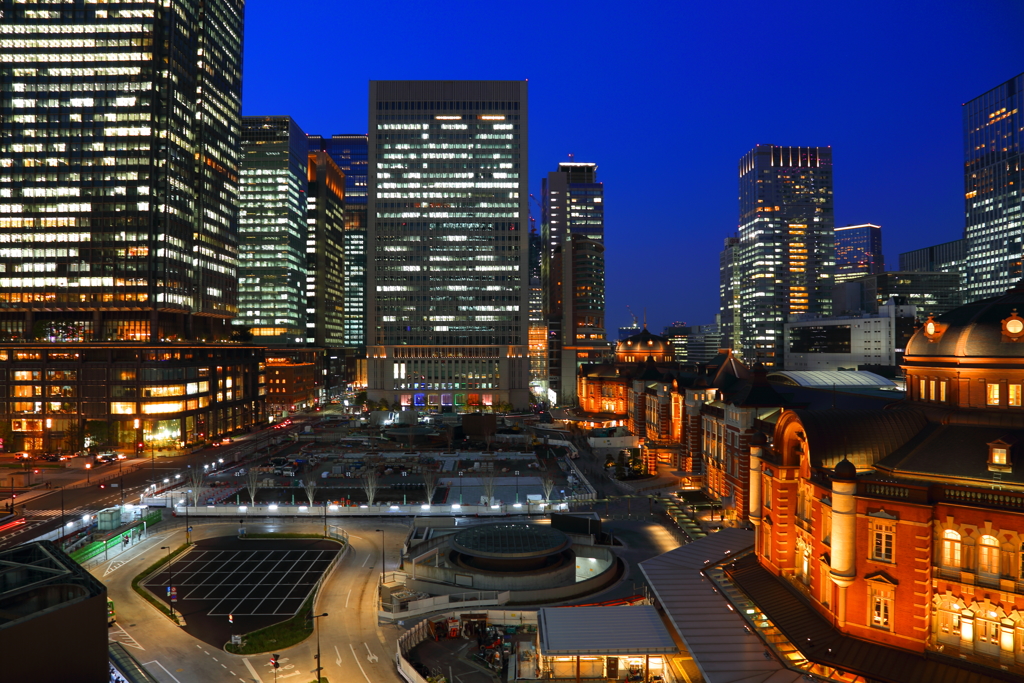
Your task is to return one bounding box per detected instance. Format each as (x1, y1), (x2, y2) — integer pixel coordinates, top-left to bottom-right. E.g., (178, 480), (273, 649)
(101, 518), (405, 683)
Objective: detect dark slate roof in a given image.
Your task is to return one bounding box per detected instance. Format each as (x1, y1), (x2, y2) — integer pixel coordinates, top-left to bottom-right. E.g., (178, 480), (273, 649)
(791, 407), (929, 470)
(726, 553), (1017, 683)
(875, 423), (1024, 485)
(906, 281), (1024, 358)
(772, 384), (903, 411)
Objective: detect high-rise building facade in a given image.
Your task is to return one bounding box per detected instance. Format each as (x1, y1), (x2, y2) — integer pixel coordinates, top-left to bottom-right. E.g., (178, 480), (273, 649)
(541, 162), (607, 405)
(832, 271), (961, 317)
(963, 73), (1024, 302)
(898, 238), (965, 274)
(719, 236), (741, 351)
(311, 134), (368, 350)
(236, 116), (309, 344)
(527, 228), (546, 399)
(305, 151), (346, 350)
(367, 81), (529, 411)
(0, 0), (245, 342)
(736, 145), (835, 368)
(834, 223), (883, 282)
(0, 0), (265, 454)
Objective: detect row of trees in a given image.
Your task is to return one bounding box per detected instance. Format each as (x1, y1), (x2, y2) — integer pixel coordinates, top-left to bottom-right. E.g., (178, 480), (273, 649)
(223, 458), (557, 508)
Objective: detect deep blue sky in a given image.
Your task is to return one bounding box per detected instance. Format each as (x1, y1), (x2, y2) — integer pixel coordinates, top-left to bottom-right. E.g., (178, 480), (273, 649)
(242, 0), (1023, 334)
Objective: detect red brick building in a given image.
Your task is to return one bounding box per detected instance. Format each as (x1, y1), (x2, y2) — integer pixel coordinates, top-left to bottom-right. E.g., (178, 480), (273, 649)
(746, 284), (1024, 676)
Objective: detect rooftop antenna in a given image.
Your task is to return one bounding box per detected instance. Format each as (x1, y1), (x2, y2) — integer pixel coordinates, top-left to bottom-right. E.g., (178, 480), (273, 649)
(568, 153), (574, 162)
(643, 308), (647, 330)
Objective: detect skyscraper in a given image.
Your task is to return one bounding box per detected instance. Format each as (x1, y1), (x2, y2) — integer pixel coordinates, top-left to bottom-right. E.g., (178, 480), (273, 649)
(834, 223), (884, 282)
(719, 236), (741, 351)
(527, 227), (547, 399)
(963, 73), (1023, 302)
(0, 0), (266, 454)
(311, 134), (368, 350)
(542, 162), (606, 405)
(237, 116), (309, 344)
(898, 238), (965, 274)
(367, 81), (529, 411)
(0, 0), (245, 342)
(305, 151), (346, 350)
(736, 145), (835, 368)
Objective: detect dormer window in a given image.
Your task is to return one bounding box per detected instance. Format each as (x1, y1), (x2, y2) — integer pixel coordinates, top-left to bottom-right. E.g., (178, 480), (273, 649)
(988, 437), (1014, 472)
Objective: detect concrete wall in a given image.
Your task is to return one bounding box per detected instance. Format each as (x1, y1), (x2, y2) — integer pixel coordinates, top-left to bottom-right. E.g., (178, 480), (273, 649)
(409, 553), (577, 591)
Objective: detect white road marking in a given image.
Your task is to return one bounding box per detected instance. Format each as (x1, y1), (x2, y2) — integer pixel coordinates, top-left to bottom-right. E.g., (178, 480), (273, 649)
(142, 660), (182, 683)
(364, 642), (379, 663)
(242, 657), (264, 683)
(212, 656), (218, 661)
(349, 643), (373, 683)
(334, 645), (342, 665)
(345, 589), (351, 608)
(108, 624), (145, 650)
(361, 552), (370, 568)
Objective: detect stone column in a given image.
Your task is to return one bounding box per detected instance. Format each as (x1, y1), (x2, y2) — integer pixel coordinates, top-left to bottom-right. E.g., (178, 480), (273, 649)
(829, 460), (858, 628)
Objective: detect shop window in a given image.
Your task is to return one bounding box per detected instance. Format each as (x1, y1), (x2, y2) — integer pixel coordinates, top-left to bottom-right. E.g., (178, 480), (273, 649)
(978, 535), (1000, 577)
(942, 529), (961, 569)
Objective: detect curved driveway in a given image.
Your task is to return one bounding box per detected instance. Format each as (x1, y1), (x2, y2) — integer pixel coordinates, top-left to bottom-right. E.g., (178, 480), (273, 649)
(100, 518), (406, 683)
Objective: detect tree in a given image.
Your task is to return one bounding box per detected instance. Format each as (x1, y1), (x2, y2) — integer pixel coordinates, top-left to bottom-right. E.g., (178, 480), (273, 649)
(64, 419), (84, 453)
(84, 420), (108, 451)
(189, 467), (205, 507)
(540, 469), (556, 504)
(303, 477), (318, 507)
(422, 468), (438, 506)
(445, 425), (455, 452)
(355, 391), (368, 410)
(245, 467), (261, 506)
(480, 468), (497, 507)
(362, 458), (381, 506)
(615, 452), (627, 480)
(229, 327), (254, 342)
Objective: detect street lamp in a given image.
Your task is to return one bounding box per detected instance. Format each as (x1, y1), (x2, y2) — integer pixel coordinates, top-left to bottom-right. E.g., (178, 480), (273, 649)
(374, 529), (385, 584)
(309, 612), (328, 682)
(85, 462), (92, 484)
(161, 546), (175, 620)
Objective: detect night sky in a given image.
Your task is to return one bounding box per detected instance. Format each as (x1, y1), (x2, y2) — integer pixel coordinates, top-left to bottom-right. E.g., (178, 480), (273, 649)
(241, 0), (1024, 334)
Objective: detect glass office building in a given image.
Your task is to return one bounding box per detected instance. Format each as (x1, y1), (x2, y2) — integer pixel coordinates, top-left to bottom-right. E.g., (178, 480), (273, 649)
(0, 0), (265, 453)
(0, 0), (244, 342)
(367, 80), (530, 411)
(237, 116), (309, 344)
(305, 151), (346, 349)
(737, 145), (835, 368)
(541, 163), (606, 405)
(963, 73), (1023, 302)
(834, 223), (884, 282)
(311, 134), (368, 350)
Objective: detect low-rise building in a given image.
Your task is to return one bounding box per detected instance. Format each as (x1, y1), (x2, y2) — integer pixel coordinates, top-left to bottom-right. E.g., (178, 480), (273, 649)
(784, 300), (917, 372)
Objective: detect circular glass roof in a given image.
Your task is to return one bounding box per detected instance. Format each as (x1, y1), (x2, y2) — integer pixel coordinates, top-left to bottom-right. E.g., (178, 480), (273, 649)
(452, 523), (570, 559)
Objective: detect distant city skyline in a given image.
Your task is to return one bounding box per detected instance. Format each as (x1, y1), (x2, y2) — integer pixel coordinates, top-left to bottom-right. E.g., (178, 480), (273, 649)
(240, 1), (1023, 332)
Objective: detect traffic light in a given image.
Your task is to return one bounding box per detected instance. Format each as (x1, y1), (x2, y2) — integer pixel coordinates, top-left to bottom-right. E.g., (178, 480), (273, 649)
(271, 654), (279, 669)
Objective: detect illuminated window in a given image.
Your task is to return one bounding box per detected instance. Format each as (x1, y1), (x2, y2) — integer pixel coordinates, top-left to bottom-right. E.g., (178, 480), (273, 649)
(942, 529), (961, 568)
(869, 584), (893, 630)
(987, 383), (1000, 406)
(929, 380), (936, 401)
(870, 521), (894, 562)
(940, 380), (947, 403)
(978, 535), (1000, 576)
(111, 402), (135, 415)
(1011, 384), (1021, 407)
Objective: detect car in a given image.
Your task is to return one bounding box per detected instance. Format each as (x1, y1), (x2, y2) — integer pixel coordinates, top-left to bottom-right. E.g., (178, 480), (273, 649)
(221, 437), (233, 444)
(40, 453), (67, 462)
(15, 452), (33, 460)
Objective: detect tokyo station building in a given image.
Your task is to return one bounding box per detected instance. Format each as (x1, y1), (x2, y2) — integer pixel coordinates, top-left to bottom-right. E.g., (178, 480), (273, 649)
(736, 284), (1024, 679)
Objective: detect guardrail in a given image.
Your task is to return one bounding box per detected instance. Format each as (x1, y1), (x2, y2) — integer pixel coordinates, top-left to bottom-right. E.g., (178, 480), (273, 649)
(173, 500), (572, 519)
(381, 590), (509, 620)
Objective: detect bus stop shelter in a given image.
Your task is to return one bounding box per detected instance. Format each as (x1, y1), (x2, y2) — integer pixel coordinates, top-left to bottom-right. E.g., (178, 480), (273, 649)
(537, 605), (677, 681)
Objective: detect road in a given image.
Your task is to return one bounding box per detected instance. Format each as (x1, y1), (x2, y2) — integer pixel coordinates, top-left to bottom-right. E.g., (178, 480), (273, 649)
(0, 417), (312, 551)
(100, 518), (406, 683)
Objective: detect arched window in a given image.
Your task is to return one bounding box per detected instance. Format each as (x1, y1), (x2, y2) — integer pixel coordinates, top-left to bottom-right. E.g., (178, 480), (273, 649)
(942, 529), (961, 568)
(978, 535), (1000, 576)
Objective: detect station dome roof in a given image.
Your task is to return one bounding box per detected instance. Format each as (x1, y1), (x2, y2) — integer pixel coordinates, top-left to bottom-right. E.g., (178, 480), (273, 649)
(905, 282), (1024, 361)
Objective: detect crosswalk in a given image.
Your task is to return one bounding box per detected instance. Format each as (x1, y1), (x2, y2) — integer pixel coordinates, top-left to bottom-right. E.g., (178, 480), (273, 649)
(23, 509), (97, 519)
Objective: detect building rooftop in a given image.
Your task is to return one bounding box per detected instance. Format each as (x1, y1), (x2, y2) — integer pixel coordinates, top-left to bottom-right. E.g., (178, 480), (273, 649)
(538, 605), (677, 655)
(767, 370), (897, 389)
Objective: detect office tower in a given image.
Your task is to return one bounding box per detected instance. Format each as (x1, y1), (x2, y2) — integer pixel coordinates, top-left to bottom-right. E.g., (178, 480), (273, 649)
(898, 238), (965, 274)
(737, 145), (835, 368)
(663, 322), (723, 364)
(719, 236), (741, 351)
(310, 134), (368, 350)
(367, 81), (529, 411)
(542, 163), (606, 406)
(305, 151), (346, 350)
(834, 223), (884, 282)
(832, 271), (961, 317)
(237, 117), (309, 344)
(0, 0), (244, 342)
(963, 73), (1024, 302)
(0, 0), (265, 454)
(527, 228), (547, 399)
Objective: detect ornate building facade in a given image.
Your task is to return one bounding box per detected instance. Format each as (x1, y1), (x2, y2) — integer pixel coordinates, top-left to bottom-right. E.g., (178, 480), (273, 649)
(747, 284), (1024, 676)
